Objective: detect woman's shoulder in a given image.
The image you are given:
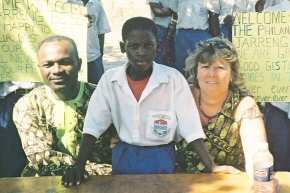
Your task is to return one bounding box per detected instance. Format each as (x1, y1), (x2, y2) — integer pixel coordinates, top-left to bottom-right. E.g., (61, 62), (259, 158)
(234, 96), (261, 122)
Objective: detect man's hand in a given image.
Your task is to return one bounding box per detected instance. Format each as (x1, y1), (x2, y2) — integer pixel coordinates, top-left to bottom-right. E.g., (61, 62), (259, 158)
(61, 163), (88, 187)
(253, 178), (280, 193)
(223, 15), (234, 27)
(255, 0), (265, 12)
(85, 14), (95, 28)
(212, 165), (241, 174)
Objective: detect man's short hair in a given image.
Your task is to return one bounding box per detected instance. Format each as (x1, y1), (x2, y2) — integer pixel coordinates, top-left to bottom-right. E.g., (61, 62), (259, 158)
(122, 17), (157, 41)
(38, 35), (80, 60)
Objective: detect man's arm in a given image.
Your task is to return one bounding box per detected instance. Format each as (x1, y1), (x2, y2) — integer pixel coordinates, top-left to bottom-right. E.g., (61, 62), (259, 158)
(208, 10), (220, 37)
(13, 94), (74, 176)
(98, 34), (105, 56)
(149, 2), (175, 17)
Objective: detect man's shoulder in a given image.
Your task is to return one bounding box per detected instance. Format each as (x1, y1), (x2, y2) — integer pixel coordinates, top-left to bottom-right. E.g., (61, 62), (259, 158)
(22, 85), (48, 99)
(14, 85), (49, 110)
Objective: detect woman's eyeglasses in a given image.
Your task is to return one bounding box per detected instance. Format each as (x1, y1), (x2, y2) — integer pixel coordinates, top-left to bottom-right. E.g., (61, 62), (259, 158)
(198, 40), (232, 51)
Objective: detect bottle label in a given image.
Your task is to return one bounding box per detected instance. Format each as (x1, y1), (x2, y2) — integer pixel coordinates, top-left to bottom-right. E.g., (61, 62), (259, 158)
(254, 165), (273, 182)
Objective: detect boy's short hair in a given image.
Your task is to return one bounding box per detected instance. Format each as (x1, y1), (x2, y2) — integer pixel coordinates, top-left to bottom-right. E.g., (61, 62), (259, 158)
(122, 17), (157, 41)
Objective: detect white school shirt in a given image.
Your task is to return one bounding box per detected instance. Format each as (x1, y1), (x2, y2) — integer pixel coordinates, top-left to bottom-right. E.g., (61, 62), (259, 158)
(174, 0), (214, 30)
(68, 0), (111, 62)
(147, 0), (177, 28)
(264, 0), (284, 8)
(265, 0), (290, 10)
(234, 0), (258, 11)
(83, 62), (205, 146)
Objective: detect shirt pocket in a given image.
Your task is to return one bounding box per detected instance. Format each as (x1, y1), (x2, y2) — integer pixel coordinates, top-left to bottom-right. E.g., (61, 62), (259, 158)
(145, 110), (177, 142)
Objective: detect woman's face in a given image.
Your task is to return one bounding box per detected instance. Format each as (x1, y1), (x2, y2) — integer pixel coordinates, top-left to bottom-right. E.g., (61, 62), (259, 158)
(196, 58), (232, 93)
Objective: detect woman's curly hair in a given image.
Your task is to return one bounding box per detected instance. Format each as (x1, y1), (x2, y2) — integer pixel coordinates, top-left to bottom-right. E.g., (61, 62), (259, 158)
(185, 37), (245, 91)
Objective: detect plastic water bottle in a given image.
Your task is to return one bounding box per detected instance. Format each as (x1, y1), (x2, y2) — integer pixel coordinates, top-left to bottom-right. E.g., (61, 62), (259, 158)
(253, 142), (274, 182)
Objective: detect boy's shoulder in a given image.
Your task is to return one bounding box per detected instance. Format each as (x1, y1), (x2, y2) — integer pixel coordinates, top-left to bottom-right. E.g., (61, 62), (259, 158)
(154, 62), (185, 78)
(100, 65), (125, 82)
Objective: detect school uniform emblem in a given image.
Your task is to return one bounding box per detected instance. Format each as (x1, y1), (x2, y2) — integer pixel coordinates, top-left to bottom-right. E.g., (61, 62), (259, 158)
(153, 119), (168, 137)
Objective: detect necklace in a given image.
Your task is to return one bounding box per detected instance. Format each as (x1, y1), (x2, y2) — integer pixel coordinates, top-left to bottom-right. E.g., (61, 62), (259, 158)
(198, 92), (229, 120)
(199, 106), (220, 120)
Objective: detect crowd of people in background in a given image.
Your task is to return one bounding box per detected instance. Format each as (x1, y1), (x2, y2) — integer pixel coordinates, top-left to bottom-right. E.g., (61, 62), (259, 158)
(0, 0), (289, 193)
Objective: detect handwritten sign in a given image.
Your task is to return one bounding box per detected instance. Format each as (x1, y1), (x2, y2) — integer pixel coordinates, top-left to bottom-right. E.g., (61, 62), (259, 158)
(233, 11), (290, 102)
(0, 0), (87, 82)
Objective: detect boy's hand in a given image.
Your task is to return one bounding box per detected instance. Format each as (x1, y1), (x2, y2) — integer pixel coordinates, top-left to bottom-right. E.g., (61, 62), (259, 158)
(61, 163), (88, 187)
(212, 165), (241, 174)
(110, 136), (120, 149)
(253, 178), (280, 193)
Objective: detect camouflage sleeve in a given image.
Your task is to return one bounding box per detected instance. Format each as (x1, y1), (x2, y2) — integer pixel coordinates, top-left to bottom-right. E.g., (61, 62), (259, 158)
(13, 95), (75, 176)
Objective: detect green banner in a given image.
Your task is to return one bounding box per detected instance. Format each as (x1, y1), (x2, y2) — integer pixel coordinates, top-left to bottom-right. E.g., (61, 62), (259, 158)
(0, 0), (87, 82)
(233, 11), (290, 102)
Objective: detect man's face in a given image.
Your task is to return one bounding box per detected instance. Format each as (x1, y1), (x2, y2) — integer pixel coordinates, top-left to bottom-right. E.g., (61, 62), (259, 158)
(37, 41), (80, 93)
(124, 30), (157, 71)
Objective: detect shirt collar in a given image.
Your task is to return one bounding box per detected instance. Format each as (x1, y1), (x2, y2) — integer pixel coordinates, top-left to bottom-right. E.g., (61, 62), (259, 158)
(110, 61), (169, 86)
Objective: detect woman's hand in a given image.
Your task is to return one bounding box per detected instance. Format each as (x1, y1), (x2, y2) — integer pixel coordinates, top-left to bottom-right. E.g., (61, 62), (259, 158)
(253, 178), (280, 193)
(212, 165), (241, 174)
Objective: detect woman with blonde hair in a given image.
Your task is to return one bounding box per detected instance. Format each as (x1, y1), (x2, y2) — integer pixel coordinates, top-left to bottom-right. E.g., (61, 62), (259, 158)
(176, 37), (278, 192)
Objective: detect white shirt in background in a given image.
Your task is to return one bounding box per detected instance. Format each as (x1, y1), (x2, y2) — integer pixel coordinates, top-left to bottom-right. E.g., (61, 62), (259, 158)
(174, 0), (217, 30)
(207, 0), (235, 24)
(147, 0), (177, 27)
(68, 0), (111, 62)
(234, 0), (258, 11)
(265, 0), (290, 10)
(264, 0), (284, 8)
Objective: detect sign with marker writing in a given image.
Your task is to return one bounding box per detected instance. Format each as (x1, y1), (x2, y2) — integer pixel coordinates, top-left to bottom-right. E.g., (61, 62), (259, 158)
(0, 0), (87, 82)
(233, 11), (290, 102)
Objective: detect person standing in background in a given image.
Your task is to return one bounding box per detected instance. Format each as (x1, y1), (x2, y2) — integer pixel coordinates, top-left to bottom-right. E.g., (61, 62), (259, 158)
(68, 0), (111, 84)
(173, 0), (220, 75)
(0, 82), (40, 177)
(147, 0), (177, 66)
(263, 0), (290, 172)
(207, 0), (235, 41)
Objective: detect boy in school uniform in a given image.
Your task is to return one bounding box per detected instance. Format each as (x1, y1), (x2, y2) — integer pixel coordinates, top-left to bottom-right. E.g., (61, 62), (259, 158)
(62, 17), (222, 186)
(147, 0), (177, 65)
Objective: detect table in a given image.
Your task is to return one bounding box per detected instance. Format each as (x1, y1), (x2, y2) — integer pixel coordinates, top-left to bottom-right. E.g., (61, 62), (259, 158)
(0, 172), (289, 193)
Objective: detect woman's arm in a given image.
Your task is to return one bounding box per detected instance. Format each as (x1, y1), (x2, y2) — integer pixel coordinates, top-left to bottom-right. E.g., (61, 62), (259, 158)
(235, 97), (279, 193)
(235, 96), (267, 180)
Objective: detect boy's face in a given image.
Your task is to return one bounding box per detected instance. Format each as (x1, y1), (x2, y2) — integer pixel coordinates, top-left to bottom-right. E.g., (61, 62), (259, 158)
(124, 30), (157, 71)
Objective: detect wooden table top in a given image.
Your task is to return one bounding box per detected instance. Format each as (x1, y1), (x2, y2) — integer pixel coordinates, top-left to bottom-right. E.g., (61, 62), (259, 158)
(0, 172), (289, 193)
